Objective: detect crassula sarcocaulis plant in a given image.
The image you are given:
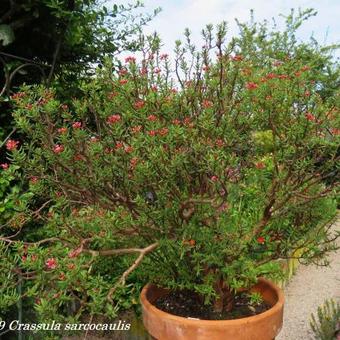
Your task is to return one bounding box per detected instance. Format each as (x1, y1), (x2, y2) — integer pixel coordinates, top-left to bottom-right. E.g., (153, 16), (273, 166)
(1, 9), (339, 319)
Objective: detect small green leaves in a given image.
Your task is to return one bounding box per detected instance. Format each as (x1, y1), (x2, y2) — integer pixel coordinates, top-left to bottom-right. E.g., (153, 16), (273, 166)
(310, 299), (340, 340)
(248, 292), (263, 306)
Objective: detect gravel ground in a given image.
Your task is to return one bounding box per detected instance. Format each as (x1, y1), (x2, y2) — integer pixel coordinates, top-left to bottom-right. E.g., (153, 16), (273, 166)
(277, 218), (340, 340)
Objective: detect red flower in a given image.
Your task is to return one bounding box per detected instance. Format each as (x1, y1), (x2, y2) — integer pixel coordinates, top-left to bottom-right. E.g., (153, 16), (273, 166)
(73, 154), (84, 161)
(130, 157), (138, 169)
(158, 127), (169, 136)
(304, 90), (311, 97)
(301, 65), (310, 72)
(210, 175), (218, 182)
(30, 176), (39, 184)
(58, 127), (68, 134)
(266, 73), (276, 79)
(45, 258), (57, 270)
(6, 139), (19, 151)
(148, 130), (157, 136)
(72, 208), (79, 216)
(330, 128), (340, 136)
(160, 53), (169, 60)
(37, 98), (48, 106)
(47, 211), (54, 219)
(72, 121), (82, 129)
(255, 162), (266, 169)
(115, 141), (124, 150)
(125, 146), (133, 153)
(67, 263), (75, 270)
(22, 255), (27, 262)
(305, 112), (316, 122)
(107, 91), (117, 99)
(217, 202), (228, 212)
(68, 248), (82, 258)
(59, 272), (66, 281)
(154, 68), (161, 74)
(278, 74), (289, 80)
(183, 239), (196, 246)
(241, 68), (252, 76)
(295, 71), (301, 77)
(140, 67), (148, 76)
(11, 92), (26, 101)
(151, 85), (158, 92)
(131, 125), (142, 134)
(183, 117), (193, 127)
(53, 144), (64, 154)
(245, 82), (258, 90)
(172, 119), (181, 126)
(215, 139), (224, 148)
(118, 68), (128, 76)
(134, 100), (145, 110)
(125, 56), (136, 63)
(202, 100), (213, 109)
(119, 79), (128, 85)
(0, 163), (9, 170)
(107, 114), (121, 124)
(257, 236), (265, 244)
(231, 55), (243, 61)
(147, 114), (157, 122)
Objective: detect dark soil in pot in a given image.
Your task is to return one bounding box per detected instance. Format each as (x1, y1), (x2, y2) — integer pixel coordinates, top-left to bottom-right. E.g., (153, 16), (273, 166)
(154, 289), (271, 320)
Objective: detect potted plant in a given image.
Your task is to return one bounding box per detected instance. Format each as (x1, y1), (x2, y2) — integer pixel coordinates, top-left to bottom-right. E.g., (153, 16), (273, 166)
(2, 8), (338, 340)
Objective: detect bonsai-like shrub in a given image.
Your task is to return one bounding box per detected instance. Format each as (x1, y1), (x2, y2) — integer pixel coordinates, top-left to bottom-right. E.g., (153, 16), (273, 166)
(311, 299), (340, 340)
(1, 9), (339, 321)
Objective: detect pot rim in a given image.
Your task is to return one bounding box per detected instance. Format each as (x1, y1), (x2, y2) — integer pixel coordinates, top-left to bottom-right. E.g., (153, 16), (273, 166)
(140, 277), (284, 325)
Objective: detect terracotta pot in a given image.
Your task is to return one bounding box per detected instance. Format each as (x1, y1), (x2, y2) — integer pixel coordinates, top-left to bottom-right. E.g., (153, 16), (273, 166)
(140, 277), (284, 340)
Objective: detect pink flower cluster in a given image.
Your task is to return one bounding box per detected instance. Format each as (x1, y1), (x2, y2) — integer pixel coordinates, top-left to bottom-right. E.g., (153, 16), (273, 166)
(107, 114), (121, 124)
(305, 112), (316, 122)
(72, 122), (82, 129)
(125, 56), (136, 63)
(45, 258), (57, 270)
(245, 82), (258, 90)
(6, 139), (19, 151)
(0, 163), (9, 170)
(53, 144), (64, 154)
(148, 127), (169, 137)
(134, 100), (145, 110)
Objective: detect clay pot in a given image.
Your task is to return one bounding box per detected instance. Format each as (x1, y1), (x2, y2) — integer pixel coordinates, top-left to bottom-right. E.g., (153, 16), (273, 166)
(140, 277), (284, 340)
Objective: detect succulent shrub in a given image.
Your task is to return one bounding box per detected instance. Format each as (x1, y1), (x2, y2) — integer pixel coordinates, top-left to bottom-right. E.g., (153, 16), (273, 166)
(1, 9), (339, 320)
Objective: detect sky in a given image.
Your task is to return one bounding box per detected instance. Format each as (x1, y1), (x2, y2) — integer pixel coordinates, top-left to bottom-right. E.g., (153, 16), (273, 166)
(110, 0), (340, 57)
